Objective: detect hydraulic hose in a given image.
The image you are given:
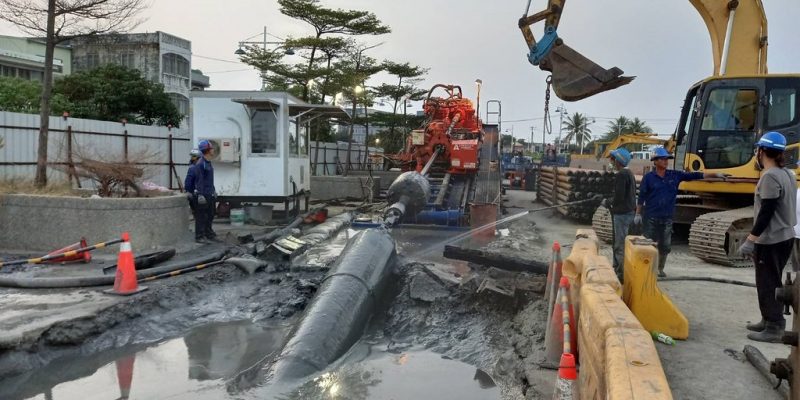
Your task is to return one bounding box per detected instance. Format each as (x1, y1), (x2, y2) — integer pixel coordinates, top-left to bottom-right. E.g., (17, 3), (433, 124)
(0, 249), (227, 289)
(658, 276), (755, 288)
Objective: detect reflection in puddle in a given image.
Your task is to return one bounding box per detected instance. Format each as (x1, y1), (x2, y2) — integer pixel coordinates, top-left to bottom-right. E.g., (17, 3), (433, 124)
(271, 343), (500, 400)
(11, 326), (498, 400)
(12, 320), (291, 400)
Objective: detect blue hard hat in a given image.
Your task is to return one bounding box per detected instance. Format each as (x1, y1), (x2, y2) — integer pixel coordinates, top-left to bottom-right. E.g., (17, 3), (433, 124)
(609, 147), (632, 167)
(198, 140), (212, 152)
(756, 131), (787, 151)
(650, 147), (674, 161)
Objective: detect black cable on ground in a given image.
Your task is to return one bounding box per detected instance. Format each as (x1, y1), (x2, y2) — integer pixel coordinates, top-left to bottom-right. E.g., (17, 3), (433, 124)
(658, 276), (755, 288)
(0, 249), (227, 289)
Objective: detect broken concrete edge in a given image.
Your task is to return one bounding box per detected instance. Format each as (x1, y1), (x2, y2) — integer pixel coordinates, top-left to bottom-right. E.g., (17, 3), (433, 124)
(0, 193), (190, 253)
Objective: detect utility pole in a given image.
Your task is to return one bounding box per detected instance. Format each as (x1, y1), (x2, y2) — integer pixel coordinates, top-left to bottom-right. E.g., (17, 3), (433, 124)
(556, 104), (567, 153)
(529, 126), (535, 154)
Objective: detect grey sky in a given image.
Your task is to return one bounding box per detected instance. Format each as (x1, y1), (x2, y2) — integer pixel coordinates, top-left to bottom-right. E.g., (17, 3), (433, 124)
(2, 0), (798, 143)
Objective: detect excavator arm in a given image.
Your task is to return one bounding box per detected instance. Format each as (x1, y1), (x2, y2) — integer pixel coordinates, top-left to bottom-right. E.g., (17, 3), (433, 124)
(519, 0), (634, 101)
(597, 133), (674, 159)
(689, 0), (768, 75)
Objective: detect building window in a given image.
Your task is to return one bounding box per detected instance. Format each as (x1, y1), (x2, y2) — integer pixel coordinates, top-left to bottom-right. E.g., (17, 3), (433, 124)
(120, 53), (135, 69)
(161, 53), (189, 78)
(86, 54), (100, 69)
(251, 109), (278, 154)
(0, 64), (36, 81)
(167, 93), (189, 115)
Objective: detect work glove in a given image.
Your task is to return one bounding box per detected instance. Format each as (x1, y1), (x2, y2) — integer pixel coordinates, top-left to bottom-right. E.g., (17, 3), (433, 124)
(738, 239), (755, 258)
(715, 173), (732, 180)
(185, 192), (193, 200)
(633, 214), (642, 226)
(197, 194), (208, 206)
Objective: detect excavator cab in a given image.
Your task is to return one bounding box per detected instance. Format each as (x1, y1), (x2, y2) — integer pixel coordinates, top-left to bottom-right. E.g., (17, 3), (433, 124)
(519, 0), (634, 101)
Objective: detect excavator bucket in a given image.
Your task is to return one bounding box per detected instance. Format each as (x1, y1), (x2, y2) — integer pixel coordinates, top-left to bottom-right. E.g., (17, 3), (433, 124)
(540, 42), (635, 101)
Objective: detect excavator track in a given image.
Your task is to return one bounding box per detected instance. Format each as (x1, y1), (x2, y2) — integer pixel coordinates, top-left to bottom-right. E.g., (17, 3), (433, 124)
(689, 207), (753, 268)
(592, 206), (613, 244)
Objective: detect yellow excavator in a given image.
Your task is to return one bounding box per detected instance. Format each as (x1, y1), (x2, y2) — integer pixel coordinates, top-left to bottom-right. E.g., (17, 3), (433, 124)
(520, 0), (799, 267)
(592, 133), (676, 160)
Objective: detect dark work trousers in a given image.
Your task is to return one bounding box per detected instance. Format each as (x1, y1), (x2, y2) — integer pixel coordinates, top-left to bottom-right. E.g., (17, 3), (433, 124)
(643, 217), (673, 273)
(754, 238), (794, 323)
(194, 197), (216, 239)
(205, 196), (216, 238)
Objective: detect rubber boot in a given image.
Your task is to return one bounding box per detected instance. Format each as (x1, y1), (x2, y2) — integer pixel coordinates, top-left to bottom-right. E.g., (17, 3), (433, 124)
(746, 319), (766, 332)
(657, 253), (667, 278)
(747, 320), (785, 343)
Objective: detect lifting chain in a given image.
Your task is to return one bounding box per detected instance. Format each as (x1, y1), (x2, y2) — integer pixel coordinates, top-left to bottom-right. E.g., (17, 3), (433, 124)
(543, 75), (553, 138)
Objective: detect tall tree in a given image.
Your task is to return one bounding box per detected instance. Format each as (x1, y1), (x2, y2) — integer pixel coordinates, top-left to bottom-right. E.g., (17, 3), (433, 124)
(54, 64), (182, 126)
(0, 0), (147, 187)
(248, 0), (391, 102)
(602, 115), (653, 141)
(563, 112), (593, 153)
(604, 116), (631, 140)
(371, 61), (428, 154)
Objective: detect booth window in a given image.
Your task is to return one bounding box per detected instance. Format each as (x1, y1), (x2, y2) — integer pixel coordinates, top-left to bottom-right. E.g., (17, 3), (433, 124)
(251, 110), (277, 154)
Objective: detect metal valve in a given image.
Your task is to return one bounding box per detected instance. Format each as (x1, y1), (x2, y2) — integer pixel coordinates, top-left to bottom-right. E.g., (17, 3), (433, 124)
(771, 358), (792, 381)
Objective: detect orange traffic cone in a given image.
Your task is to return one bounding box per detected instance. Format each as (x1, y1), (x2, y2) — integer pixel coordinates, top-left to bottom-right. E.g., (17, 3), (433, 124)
(44, 237), (91, 264)
(544, 241), (563, 309)
(115, 354), (136, 399)
(552, 352), (578, 399)
(104, 233), (147, 296)
(545, 277), (577, 365)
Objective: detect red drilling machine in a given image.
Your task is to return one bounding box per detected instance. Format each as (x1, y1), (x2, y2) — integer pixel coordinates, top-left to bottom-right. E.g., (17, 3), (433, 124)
(383, 84), (500, 227)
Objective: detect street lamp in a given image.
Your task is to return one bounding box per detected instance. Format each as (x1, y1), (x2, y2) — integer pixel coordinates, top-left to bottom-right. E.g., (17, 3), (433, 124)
(354, 85), (364, 94)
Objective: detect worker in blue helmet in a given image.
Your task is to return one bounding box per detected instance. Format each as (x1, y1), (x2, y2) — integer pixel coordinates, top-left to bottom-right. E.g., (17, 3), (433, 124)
(603, 147), (636, 281)
(636, 146), (730, 277)
(184, 149), (203, 216)
(192, 140), (217, 243)
(738, 132), (796, 343)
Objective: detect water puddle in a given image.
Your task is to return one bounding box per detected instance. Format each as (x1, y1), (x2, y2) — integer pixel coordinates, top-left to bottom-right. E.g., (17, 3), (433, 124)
(273, 342), (501, 400)
(9, 320), (291, 400)
(8, 321), (499, 400)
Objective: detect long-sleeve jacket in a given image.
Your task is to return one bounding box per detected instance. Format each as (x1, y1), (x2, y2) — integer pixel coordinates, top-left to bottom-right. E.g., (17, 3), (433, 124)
(193, 157), (215, 197)
(638, 170), (704, 219)
(611, 168), (636, 214)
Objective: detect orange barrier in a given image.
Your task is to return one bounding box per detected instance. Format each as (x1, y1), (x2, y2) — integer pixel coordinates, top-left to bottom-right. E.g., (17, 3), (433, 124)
(44, 237), (92, 264)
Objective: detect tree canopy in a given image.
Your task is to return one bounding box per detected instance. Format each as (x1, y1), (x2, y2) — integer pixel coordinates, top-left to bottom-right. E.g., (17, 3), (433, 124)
(0, 65), (182, 126)
(602, 115), (653, 140)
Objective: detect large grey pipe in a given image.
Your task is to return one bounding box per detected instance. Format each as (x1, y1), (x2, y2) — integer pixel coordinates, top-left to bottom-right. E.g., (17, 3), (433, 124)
(266, 227), (396, 383)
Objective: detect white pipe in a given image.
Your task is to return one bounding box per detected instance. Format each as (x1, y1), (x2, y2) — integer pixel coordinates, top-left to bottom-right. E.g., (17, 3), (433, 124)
(719, 7), (737, 75)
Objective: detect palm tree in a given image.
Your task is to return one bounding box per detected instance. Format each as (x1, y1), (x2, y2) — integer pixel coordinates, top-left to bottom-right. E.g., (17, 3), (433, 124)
(628, 117), (653, 134)
(563, 112), (593, 154)
(604, 116), (630, 141)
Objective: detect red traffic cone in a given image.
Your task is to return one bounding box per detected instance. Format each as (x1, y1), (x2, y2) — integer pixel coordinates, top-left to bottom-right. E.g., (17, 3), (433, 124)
(115, 354), (136, 399)
(44, 237), (91, 264)
(553, 352), (578, 399)
(104, 233), (147, 296)
(544, 241), (563, 308)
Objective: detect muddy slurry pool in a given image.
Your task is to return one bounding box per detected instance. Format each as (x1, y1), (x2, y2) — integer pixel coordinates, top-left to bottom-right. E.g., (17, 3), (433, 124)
(1, 223), (552, 400)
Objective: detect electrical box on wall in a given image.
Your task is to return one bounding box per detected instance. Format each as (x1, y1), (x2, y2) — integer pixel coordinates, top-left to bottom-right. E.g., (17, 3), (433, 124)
(201, 137), (240, 163)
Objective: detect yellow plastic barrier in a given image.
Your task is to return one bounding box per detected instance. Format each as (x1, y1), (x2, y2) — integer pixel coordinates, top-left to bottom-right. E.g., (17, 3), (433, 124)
(578, 283), (644, 398)
(605, 328), (672, 399)
(622, 236), (689, 339)
(582, 254), (622, 296)
(562, 230), (599, 318)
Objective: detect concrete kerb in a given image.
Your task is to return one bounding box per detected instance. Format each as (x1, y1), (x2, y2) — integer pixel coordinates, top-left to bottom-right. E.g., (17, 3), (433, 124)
(0, 194), (190, 253)
(310, 176), (381, 201)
